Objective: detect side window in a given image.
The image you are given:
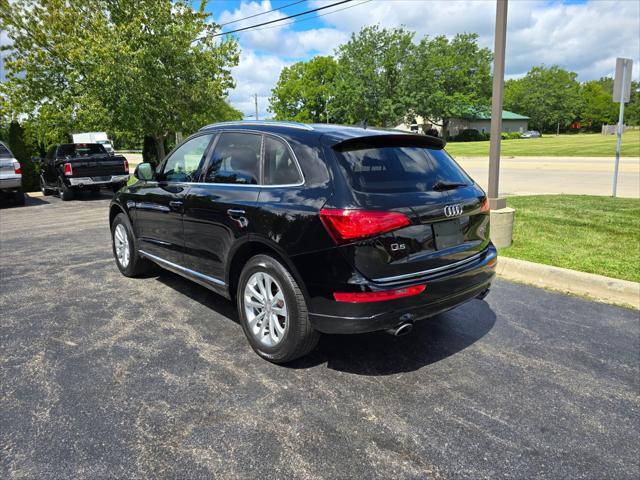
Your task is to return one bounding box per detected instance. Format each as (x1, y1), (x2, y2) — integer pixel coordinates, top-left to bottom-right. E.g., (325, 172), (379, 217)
(162, 134), (213, 182)
(263, 136), (302, 185)
(205, 132), (261, 185)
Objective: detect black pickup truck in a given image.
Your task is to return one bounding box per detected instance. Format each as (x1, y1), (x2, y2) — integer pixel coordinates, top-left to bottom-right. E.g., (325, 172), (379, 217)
(37, 143), (129, 200)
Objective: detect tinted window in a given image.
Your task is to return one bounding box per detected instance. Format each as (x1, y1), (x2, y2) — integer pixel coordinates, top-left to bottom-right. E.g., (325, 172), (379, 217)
(263, 136), (302, 185)
(206, 132), (261, 185)
(58, 144), (106, 156)
(0, 143), (13, 158)
(334, 147), (472, 193)
(162, 134), (213, 182)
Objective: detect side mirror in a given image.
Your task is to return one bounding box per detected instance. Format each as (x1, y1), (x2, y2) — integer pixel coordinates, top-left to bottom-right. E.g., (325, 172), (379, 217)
(134, 162), (154, 181)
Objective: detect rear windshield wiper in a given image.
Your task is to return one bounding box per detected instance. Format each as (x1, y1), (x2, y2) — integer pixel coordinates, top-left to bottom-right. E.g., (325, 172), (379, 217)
(432, 180), (467, 191)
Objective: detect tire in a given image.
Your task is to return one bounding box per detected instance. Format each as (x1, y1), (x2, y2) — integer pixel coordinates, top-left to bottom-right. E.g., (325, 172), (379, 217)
(237, 254), (320, 363)
(111, 212), (151, 277)
(40, 176), (54, 196)
(13, 189), (25, 205)
(58, 178), (74, 201)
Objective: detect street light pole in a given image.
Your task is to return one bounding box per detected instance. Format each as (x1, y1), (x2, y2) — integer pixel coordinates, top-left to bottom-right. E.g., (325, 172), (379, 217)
(487, 0), (508, 210)
(254, 93), (259, 121)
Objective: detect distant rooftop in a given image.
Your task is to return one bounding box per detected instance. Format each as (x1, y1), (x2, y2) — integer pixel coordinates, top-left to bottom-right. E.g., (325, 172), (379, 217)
(460, 109), (530, 121)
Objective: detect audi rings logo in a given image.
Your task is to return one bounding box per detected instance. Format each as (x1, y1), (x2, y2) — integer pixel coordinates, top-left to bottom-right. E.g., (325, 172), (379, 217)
(443, 204), (463, 217)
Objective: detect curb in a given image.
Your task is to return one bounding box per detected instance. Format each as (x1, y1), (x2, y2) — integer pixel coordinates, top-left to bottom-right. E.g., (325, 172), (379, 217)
(27, 191), (44, 198)
(496, 257), (640, 309)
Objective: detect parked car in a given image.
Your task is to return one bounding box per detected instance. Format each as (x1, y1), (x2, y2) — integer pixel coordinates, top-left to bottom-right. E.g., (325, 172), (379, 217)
(72, 132), (115, 154)
(37, 143), (129, 200)
(521, 130), (541, 138)
(109, 121), (497, 363)
(0, 141), (24, 205)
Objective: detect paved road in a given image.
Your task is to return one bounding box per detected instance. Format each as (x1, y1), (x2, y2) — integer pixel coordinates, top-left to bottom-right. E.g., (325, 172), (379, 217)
(1, 196), (638, 479)
(456, 156), (640, 198)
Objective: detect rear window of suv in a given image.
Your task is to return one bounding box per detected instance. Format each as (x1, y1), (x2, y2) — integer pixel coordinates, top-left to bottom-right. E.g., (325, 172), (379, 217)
(334, 147), (472, 193)
(0, 143), (13, 158)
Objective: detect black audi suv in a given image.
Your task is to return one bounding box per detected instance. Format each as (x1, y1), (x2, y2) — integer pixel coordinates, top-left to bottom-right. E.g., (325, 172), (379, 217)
(110, 121), (496, 363)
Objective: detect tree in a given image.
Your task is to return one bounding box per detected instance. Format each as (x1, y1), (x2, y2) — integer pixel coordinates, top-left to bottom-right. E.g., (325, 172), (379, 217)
(333, 25), (415, 127)
(579, 81), (618, 131)
(6, 122), (39, 191)
(269, 56), (338, 123)
(1, 0), (241, 159)
(405, 33), (493, 138)
(504, 66), (581, 133)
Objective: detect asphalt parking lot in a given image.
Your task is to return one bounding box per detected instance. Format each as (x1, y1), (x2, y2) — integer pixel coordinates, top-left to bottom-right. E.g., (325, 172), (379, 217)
(1, 194), (638, 479)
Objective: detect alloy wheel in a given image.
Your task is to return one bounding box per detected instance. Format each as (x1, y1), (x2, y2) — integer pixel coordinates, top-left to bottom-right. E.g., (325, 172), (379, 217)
(244, 272), (288, 347)
(114, 224), (130, 268)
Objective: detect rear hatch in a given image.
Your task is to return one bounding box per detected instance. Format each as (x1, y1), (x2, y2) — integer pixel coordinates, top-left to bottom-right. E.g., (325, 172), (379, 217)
(57, 144), (127, 177)
(0, 143), (19, 178)
(325, 134), (490, 283)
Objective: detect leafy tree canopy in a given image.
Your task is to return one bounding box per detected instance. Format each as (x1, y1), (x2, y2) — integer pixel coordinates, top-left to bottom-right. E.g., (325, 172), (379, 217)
(405, 33), (493, 136)
(504, 65), (581, 132)
(269, 56), (338, 123)
(1, 0), (242, 158)
(333, 25), (415, 127)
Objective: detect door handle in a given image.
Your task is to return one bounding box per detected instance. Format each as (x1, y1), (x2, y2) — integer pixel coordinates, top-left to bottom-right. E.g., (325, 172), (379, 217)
(169, 200), (184, 212)
(227, 209), (248, 228)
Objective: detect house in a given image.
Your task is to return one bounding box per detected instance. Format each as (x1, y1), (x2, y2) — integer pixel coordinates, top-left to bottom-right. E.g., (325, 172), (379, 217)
(396, 110), (529, 136)
(448, 110), (529, 136)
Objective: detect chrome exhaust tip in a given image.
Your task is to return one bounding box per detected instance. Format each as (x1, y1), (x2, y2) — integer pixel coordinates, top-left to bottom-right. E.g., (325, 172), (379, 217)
(386, 322), (413, 337)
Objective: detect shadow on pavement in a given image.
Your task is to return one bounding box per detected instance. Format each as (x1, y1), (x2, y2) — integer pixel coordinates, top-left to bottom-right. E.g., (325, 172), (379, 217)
(1, 194), (47, 208)
(155, 269), (239, 323)
(294, 300), (496, 375)
(154, 268), (496, 375)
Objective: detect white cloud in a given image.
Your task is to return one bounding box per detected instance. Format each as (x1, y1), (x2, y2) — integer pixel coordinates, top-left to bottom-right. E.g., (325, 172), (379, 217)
(220, 0), (640, 117)
(228, 49), (290, 119)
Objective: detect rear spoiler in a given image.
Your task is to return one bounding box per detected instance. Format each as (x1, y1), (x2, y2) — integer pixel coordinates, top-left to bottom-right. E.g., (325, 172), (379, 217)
(331, 134), (446, 152)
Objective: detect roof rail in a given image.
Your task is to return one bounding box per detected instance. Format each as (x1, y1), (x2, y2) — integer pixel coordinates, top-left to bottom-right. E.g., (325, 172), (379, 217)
(200, 120), (314, 131)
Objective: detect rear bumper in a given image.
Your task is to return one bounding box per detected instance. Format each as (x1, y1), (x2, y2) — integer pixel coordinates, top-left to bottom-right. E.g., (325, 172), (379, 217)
(308, 245), (497, 334)
(68, 175), (128, 187)
(0, 176), (22, 190)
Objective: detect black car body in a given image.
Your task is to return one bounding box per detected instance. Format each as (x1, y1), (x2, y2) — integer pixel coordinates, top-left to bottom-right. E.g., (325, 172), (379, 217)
(38, 143), (129, 200)
(110, 122), (496, 362)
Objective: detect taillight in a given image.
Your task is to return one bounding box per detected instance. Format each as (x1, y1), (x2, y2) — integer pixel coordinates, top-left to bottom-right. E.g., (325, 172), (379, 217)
(13, 161), (22, 175)
(319, 209), (411, 243)
(63, 163), (73, 176)
(123, 159), (129, 174)
(480, 197), (490, 213)
(333, 285), (426, 303)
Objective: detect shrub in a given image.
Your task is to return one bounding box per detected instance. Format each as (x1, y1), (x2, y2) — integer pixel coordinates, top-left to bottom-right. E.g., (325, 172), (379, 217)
(451, 129), (489, 142)
(501, 131), (522, 140)
(6, 122), (40, 192)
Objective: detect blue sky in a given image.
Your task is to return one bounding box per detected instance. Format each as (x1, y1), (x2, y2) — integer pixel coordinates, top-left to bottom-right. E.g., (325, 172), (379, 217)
(204, 0), (640, 119)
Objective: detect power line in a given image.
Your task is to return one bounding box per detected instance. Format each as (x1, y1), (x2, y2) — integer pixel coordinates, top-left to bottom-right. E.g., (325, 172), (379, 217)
(213, 0), (353, 37)
(219, 0), (307, 27)
(246, 0), (372, 33)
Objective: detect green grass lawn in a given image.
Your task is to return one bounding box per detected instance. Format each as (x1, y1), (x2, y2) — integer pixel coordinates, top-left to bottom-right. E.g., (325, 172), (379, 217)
(445, 131), (640, 157)
(500, 195), (640, 282)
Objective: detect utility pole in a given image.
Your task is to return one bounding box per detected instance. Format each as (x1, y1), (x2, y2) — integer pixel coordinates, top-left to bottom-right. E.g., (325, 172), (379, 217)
(254, 93), (259, 121)
(487, 0), (508, 210)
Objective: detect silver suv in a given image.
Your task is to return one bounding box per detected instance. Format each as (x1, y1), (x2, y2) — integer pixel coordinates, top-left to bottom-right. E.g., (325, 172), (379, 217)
(0, 141), (24, 205)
